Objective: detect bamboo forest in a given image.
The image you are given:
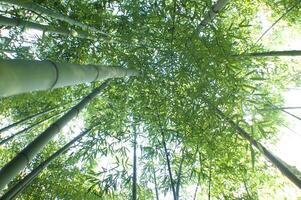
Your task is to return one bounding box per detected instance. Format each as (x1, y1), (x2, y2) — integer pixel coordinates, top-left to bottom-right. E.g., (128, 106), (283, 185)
(0, 0), (301, 199)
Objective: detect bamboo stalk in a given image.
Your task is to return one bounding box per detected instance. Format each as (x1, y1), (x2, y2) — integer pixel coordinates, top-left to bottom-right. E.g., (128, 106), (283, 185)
(0, 59), (139, 97)
(175, 149), (185, 200)
(194, 0), (230, 35)
(0, 0), (108, 37)
(215, 108), (301, 189)
(244, 50), (301, 57)
(153, 167), (160, 200)
(0, 15), (93, 40)
(132, 123), (137, 200)
(161, 131), (176, 200)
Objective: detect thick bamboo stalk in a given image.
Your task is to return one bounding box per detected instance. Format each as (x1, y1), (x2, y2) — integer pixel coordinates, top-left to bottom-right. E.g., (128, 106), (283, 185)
(0, 0), (108, 37)
(0, 81), (109, 190)
(0, 15), (92, 40)
(215, 108), (301, 189)
(0, 59), (139, 97)
(1, 127), (95, 200)
(194, 0), (230, 35)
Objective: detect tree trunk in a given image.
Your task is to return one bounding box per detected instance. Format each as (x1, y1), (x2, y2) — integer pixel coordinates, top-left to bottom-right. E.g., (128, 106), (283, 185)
(0, 0), (108, 37)
(0, 81), (109, 190)
(194, 0), (230, 35)
(132, 123), (137, 200)
(0, 16), (92, 40)
(244, 50), (301, 57)
(0, 108), (66, 145)
(0, 126), (95, 200)
(0, 59), (138, 97)
(215, 108), (301, 189)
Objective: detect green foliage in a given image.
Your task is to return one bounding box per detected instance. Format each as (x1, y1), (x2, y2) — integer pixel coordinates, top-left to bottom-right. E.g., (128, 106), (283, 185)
(0, 0), (300, 199)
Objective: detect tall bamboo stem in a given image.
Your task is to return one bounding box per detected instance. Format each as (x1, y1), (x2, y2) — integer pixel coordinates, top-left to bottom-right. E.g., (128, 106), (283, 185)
(132, 123), (137, 200)
(0, 59), (138, 97)
(0, 0), (108, 37)
(194, 0), (230, 35)
(244, 50), (301, 57)
(215, 108), (301, 189)
(0, 15), (92, 40)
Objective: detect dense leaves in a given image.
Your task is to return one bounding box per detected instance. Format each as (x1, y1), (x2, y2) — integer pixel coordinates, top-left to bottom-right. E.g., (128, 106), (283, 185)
(0, 0), (300, 199)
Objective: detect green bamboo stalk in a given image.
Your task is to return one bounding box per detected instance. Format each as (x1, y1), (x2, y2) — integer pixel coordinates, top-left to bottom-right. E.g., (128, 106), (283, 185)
(0, 81), (110, 190)
(0, 15), (92, 40)
(175, 149), (185, 200)
(161, 131), (176, 200)
(132, 123), (137, 200)
(1, 126), (96, 200)
(245, 50), (301, 57)
(156, 113), (176, 200)
(0, 59), (139, 97)
(208, 160), (212, 200)
(259, 106), (301, 111)
(194, 0), (230, 35)
(153, 167), (160, 200)
(255, 4), (297, 44)
(0, 0), (108, 37)
(215, 108), (301, 189)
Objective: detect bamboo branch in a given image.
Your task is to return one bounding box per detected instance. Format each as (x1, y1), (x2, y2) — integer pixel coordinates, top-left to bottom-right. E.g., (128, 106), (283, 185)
(255, 4), (298, 44)
(0, 98), (78, 135)
(0, 109), (67, 145)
